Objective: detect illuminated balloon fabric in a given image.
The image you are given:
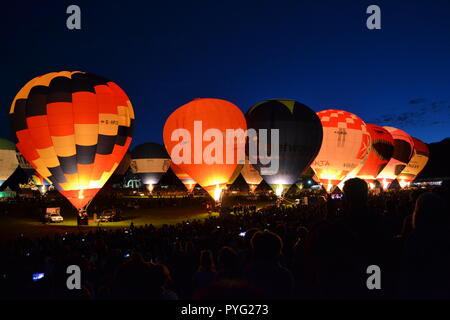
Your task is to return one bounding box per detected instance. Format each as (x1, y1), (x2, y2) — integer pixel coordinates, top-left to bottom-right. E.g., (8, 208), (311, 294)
(311, 109), (371, 190)
(163, 98), (247, 198)
(16, 151), (52, 187)
(9, 71), (135, 209)
(241, 156), (263, 188)
(356, 124), (394, 182)
(397, 137), (429, 184)
(245, 99), (323, 192)
(376, 126), (414, 185)
(0, 138), (19, 187)
(130, 143), (171, 186)
(170, 162), (196, 192)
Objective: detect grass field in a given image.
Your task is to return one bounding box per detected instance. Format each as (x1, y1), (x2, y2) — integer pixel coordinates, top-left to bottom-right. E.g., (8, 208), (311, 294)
(0, 206), (217, 242)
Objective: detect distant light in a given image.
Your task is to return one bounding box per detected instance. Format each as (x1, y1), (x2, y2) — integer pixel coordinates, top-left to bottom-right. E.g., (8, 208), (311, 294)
(32, 273), (45, 281)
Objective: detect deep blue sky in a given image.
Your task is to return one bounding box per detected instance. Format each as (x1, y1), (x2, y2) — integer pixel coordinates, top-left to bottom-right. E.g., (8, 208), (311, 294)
(2, 0), (449, 146)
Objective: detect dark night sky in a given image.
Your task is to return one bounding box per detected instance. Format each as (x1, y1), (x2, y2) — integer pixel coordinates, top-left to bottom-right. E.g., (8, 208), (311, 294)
(2, 0), (449, 147)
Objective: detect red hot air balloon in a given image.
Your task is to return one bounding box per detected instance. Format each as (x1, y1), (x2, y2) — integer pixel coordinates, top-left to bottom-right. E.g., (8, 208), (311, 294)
(311, 109), (371, 192)
(397, 137), (430, 188)
(9, 72), (134, 213)
(170, 162), (197, 193)
(376, 126), (414, 189)
(163, 98), (247, 201)
(356, 124), (394, 188)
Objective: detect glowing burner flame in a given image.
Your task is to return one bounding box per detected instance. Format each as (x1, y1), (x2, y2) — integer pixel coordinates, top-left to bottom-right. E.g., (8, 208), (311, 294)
(275, 184), (283, 197)
(213, 184), (222, 202)
(369, 182), (375, 190)
(146, 184), (154, 194)
(326, 183), (333, 193)
(382, 179), (389, 190)
(249, 184), (257, 193)
(78, 189), (84, 199)
(38, 185), (47, 195)
(399, 179), (408, 189)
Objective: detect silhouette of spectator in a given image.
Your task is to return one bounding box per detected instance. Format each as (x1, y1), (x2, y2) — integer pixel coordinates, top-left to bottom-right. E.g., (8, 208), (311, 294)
(243, 231), (294, 299)
(304, 178), (390, 299)
(193, 279), (264, 300)
(399, 192), (450, 299)
(216, 246), (239, 281)
(193, 250), (217, 292)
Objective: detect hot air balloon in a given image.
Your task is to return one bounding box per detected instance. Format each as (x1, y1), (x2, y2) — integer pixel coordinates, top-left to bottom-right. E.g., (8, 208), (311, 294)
(0, 138), (18, 188)
(241, 156), (263, 193)
(16, 150), (52, 193)
(397, 137), (429, 188)
(10, 71), (134, 214)
(356, 124), (394, 189)
(31, 172), (51, 195)
(311, 109), (371, 192)
(130, 142), (171, 193)
(171, 162), (197, 193)
(245, 99), (323, 197)
(376, 127), (414, 189)
(163, 98), (247, 201)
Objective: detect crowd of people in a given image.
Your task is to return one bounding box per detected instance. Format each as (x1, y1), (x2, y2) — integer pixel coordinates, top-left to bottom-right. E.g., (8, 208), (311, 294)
(0, 179), (449, 300)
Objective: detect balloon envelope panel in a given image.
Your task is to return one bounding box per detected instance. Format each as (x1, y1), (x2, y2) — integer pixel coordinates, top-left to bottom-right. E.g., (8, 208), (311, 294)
(311, 109), (371, 189)
(397, 137), (429, 183)
(356, 124), (394, 182)
(171, 162), (196, 192)
(131, 142), (171, 185)
(0, 138), (19, 187)
(9, 71), (134, 209)
(241, 156), (263, 186)
(376, 126), (414, 184)
(245, 99), (323, 191)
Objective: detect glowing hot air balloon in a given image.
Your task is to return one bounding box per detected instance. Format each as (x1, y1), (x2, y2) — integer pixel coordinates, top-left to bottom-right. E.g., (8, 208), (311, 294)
(170, 162), (197, 193)
(9, 71), (134, 214)
(356, 124), (394, 186)
(241, 156), (263, 193)
(31, 172), (51, 195)
(163, 98), (247, 201)
(397, 137), (429, 188)
(245, 99), (323, 197)
(16, 150), (52, 193)
(311, 109), (371, 192)
(130, 143), (171, 193)
(376, 127), (414, 189)
(0, 138), (18, 188)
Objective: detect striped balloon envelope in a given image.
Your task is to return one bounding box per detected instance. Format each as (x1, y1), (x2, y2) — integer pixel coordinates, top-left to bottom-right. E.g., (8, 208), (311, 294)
(397, 137), (429, 187)
(311, 109), (371, 192)
(9, 71), (134, 211)
(171, 162), (197, 193)
(376, 126), (414, 189)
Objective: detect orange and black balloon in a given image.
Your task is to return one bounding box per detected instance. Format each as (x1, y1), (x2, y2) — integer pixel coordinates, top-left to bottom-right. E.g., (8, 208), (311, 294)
(9, 71), (134, 210)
